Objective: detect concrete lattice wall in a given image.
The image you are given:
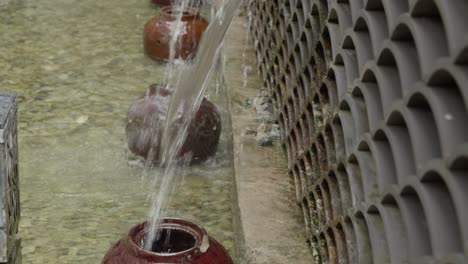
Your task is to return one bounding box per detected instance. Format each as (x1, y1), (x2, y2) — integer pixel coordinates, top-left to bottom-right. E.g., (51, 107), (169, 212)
(250, 0), (468, 263)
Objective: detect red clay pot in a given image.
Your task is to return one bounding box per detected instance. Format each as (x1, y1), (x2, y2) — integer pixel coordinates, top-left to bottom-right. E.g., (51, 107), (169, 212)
(151, 0), (202, 6)
(152, 0), (172, 5)
(144, 6), (208, 62)
(126, 84), (222, 163)
(102, 218), (234, 264)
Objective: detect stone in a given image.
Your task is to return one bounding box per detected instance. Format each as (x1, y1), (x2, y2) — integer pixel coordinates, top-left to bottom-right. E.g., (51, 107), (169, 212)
(252, 88), (274, 123)
(0, 92), (21, 264)
(241, 127), (257, 137)
(269, 124), (281, 139)
(7, 240), (20, 264)
(255, 123), (273, 147)
(255, 123), (282, 147)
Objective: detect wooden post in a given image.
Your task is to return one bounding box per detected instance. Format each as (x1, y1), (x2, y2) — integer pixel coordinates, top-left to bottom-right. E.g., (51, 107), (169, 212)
(0, 93), (21, 264)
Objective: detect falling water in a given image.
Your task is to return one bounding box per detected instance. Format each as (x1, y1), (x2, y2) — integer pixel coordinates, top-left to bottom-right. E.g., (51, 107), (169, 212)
(161, 0), (193, 86)
(144, 0), (241, 250)
(136, 0), (201, 168)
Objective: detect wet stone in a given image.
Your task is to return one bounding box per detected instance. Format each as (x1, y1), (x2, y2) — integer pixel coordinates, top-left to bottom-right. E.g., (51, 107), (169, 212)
(269, 124), (281, 139)
(256, 123), (274, 147)
(252, 89), (275, 123)
(0, 93), (15, 128)
(241, 127), (257, 137)
(244, 97), (253, 106)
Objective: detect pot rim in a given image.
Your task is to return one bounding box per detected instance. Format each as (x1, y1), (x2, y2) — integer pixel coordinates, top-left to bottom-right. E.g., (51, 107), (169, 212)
(159, 6), (200, 20)
(146, 83), (173, 97)
(128, 217), (210, 259)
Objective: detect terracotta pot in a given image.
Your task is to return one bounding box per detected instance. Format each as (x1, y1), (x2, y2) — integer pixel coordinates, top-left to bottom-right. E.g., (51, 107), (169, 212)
(126, 84), (222, 163)
(102, 218), (233, 264)
(144, 6), (208, 62)
(151, 0), (202, 6)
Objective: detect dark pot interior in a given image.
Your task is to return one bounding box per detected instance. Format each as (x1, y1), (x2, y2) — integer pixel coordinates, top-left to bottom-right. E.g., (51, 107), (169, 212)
(143, 227), (197, 254)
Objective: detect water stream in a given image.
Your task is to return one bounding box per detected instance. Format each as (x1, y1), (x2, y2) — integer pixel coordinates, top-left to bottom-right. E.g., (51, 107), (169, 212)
(143, 0), (241, 250)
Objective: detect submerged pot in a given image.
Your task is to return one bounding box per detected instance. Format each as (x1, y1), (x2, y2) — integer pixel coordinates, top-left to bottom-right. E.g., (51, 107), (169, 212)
(102, 218), (233, 264)
(151, 0), (202, 6)
(144, 6), (208, 62)
(126, 84), (222, 163)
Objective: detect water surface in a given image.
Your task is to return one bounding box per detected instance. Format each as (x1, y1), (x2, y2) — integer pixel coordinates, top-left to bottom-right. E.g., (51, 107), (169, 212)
(0, 0), (237, 262)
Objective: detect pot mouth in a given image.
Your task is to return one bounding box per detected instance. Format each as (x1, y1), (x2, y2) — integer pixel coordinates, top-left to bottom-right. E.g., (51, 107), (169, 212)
(160, 6), (199, 19)
(144, 227), (196, 253)
(129, 218), (210, 258)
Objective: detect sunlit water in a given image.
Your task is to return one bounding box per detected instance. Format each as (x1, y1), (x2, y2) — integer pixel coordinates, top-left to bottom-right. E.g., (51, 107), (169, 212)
(0, 0), (238, 262)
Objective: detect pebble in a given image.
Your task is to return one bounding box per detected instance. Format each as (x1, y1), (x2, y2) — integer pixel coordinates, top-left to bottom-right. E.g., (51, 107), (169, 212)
(269, 124), (281, 139)
(242, 127), (257, 137)
(76, 115), (88, 124)
(252, 88), (275, 123)
(256, 123), (273, 146)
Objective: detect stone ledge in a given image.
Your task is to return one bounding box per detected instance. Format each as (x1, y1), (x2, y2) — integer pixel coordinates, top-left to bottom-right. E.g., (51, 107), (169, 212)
(225, 14), (315, 264)
(0, 92), (20, 264)
(0, 93), (16, 144)
(7, 238), (20, 264)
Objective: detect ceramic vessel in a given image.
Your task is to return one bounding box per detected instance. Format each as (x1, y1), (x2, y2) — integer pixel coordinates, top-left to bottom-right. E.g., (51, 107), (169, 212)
(102, 218), (233, 264)
(144, 6), (208, 62)
(152, 0), (172, 5)
(126, 84), (222, 163)
(151, 0), (202, 6)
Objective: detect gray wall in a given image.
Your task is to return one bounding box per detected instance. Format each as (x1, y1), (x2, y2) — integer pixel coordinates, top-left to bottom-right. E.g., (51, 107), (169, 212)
(250, 0), (468, 263)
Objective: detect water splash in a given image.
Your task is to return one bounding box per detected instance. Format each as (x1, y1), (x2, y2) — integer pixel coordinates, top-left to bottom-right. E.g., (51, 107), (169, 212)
(144, 0), (241, 250)
(161, 0), (198, 88)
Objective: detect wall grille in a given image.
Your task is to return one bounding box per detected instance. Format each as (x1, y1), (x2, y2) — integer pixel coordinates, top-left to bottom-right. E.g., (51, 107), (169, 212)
(250, 0), (468, 263)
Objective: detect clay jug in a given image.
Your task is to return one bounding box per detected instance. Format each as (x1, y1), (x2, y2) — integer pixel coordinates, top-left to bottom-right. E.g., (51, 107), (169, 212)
(144, 6), (208, 62)
(151, 0), (202, 6)
(102, 218), (234, 264)
(126, 84), (222, 163)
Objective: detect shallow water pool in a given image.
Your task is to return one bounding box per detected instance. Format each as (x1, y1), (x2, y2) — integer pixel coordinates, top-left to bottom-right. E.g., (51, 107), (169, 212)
(0, 0), (238, 262)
